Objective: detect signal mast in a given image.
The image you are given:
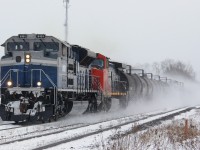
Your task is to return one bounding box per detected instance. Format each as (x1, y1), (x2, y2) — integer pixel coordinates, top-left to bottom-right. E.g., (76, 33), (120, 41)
(64, 0), (69, 42)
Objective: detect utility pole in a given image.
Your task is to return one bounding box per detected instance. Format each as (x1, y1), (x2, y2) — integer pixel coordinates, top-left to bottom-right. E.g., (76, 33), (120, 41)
(64, 0), (69, 42)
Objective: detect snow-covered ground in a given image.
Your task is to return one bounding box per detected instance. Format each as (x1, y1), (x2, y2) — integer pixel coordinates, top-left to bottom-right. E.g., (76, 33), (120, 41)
(43, 107), (193, 150)
(70, 108), (200, 150)
(0, 106), (193, 150)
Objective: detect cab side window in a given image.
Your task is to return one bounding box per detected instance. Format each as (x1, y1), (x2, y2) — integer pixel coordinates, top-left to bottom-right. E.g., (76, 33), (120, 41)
(62, 45), (67, 56)
(67, 48), (74, 59)
(106, 59), (109, 68)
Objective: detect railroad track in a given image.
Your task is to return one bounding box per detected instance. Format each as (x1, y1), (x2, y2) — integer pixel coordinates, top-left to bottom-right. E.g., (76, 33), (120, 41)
(0, 106), (195, 150)
(0, 121), (24, 131)
(0, 109), (154, 144)
(0, 124), (20, 131)
(0, 114), (144, 145)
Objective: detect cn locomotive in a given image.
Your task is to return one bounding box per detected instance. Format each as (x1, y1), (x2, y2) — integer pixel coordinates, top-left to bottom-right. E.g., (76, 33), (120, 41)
(0, 34), (179, 123)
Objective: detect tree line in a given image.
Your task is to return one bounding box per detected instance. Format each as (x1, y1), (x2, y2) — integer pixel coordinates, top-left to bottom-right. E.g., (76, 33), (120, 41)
(135, 59), (196, 80)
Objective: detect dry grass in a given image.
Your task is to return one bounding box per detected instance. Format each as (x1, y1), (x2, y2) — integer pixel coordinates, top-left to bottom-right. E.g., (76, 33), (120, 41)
(101, 119), (200, 150)
(166, 120), (199, 143)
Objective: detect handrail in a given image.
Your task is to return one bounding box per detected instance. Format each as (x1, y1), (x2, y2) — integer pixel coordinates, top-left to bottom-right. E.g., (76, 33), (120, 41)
(30, 69), (56, 87)
(0, 69), (19, 87)
(30, 69), (57, 106)
(76, 73), (101, 92)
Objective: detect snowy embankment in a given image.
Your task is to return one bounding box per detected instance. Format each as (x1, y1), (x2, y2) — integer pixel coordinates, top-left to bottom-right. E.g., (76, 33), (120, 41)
(43, 107), (192, 150)
(0, 112), (147, 149)
(80, 107), (200, 150)
(0, 106), (192, 150)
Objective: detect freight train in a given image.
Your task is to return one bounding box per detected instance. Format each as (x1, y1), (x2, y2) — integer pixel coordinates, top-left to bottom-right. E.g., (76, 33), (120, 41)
(0, 34), (181, 123)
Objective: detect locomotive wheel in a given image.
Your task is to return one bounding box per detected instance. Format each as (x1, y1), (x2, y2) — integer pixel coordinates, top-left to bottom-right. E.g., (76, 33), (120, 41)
(5, 112), (11, 121)
(89, 98), (97, 112)
(84, 96), (97, 113)
(54, 115), (58, 121)
(40, 116), (45, 123)
(98, 98), (111, 112)
(54, 109), (60, 121)
(48, 116), (55, 122)
(65, 101), (73, 114)
(36, 115), (45, 123)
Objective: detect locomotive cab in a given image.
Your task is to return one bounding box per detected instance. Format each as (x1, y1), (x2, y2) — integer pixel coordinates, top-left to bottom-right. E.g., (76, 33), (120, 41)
(90, 53), (111, 97)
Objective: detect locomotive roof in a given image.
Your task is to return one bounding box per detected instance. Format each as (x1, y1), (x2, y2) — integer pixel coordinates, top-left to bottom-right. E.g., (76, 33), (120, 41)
(72, 45), (96, 66)
(110, 61), (127, 69)
(1, 43), (5, 47)
(1, 34), (71, 47)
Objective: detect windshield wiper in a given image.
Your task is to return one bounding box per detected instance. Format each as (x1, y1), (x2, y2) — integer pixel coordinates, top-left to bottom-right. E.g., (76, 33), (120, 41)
(12, 39), (17, 45)
(51, 39), (59, 49)
(22, 39), (29, 50)
(40, 39), (47, 48)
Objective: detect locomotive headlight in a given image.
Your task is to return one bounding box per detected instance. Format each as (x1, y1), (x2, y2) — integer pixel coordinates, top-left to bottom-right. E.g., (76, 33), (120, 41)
(7, 80), (13, 87)
(26, 54), (30, 59)
(37, 81), (42, 87)
(26, 59), (30, 63)
(25, 54), (31, 64)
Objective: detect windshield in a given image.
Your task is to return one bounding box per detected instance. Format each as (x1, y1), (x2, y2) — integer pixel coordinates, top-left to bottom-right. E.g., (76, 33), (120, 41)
(91, 59), (104, 69)
(34, 42), (59, 51)
(7, 42), (29, 51)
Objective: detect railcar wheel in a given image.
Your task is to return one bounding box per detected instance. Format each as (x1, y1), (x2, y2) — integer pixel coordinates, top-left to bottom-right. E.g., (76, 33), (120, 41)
(120, 94), (129, 108)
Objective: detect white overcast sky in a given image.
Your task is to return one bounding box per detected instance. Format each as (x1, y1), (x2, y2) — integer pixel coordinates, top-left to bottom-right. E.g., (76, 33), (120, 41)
(0, 0), (200, 76)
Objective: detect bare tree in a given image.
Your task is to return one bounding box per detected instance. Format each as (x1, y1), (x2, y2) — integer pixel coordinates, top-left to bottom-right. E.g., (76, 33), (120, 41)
(160, 59), (195, 80)
(152, 62), (161, 75)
